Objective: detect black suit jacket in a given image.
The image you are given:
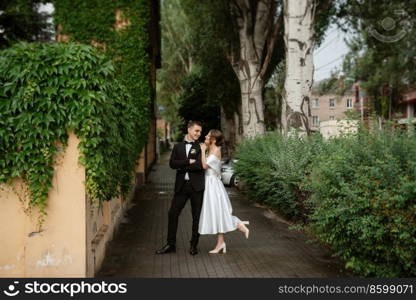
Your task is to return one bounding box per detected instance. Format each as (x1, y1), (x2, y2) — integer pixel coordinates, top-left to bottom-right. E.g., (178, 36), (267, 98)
(169, 141), (205, 193)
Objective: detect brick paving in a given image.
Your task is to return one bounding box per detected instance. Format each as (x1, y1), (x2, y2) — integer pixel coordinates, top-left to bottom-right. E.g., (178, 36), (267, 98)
(97, 153), (349, 278)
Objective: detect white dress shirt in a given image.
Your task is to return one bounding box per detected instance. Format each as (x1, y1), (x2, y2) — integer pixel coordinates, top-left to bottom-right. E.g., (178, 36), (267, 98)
(184, 137), (193, 180)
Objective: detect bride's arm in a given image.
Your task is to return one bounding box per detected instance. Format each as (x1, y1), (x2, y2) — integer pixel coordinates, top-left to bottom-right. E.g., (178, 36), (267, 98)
(200, 144), (209, 169)
(213, 147), (221, 160)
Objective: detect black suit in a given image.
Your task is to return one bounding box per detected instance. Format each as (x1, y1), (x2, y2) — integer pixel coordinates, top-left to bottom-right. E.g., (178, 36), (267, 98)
(167, 141), (205, 247)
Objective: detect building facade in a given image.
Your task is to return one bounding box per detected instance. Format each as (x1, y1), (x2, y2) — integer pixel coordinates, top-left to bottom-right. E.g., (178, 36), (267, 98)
(309, 92), (355, 131)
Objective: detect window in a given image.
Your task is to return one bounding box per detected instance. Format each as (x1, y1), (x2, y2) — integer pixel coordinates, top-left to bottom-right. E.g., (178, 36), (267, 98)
(347, 98), (353, 108)
(329, 98), (335, 108)
(312, 98), (319, 108)
(329, 116), (335, 120)
(312, 116), (320, 126)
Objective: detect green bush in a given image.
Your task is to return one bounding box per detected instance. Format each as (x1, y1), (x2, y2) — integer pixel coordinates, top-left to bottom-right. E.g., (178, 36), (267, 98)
(234, 132), (326, 221)
(234, 128), (416, 276)
(0, 42), (149, 227)
(308, 128), (416, 277)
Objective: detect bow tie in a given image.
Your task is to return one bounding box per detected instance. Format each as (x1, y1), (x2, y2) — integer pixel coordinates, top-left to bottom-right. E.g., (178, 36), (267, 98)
(184, 141), (195, 145)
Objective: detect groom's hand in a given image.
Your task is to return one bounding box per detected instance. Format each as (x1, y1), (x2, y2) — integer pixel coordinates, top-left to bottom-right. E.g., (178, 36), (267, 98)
(169, 144), (193, 170)
(187, 153), (202, 171)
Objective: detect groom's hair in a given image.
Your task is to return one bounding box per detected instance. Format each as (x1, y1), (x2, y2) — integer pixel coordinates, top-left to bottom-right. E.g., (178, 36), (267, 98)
(187, 120), (202, 128)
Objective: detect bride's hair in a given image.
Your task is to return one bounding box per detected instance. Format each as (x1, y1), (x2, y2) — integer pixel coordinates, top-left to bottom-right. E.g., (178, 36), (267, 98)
(209, 129), (224, 146)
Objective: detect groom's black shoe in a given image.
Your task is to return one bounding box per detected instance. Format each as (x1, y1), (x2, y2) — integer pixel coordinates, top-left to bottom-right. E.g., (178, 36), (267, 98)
(189, 245), (198, 255)
(155, 244), (176, 254)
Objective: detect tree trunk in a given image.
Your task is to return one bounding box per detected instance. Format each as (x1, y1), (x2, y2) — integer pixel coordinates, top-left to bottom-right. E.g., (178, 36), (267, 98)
(220, 106), (229, 139)
(227, 0), (283, 138)
(231, 27), (267, 138)
(282, 0), (316, 136)
(238, 71), (266, 138)
(221, 107), (232, 158)
(234, 104), (243, 145)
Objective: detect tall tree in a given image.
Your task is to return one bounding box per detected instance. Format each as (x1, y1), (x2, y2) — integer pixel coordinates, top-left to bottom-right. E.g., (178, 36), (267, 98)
(281, 0), (333, 135)
(338, 0), (416, 121)
(0, 0), (52, 48)
(157, 0), (240, 146)
(157, 0), (193, 136)
(203, 0), (332, 138)
(225, 0), (284, 138)
(282, 0), (315, 135)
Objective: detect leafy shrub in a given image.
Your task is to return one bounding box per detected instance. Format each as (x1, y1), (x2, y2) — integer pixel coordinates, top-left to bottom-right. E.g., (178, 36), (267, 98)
(235, 128), (416, 276)
(0, 42), (149, 227)
(308, 128), (416, 277)
(234, 132), (326, 221)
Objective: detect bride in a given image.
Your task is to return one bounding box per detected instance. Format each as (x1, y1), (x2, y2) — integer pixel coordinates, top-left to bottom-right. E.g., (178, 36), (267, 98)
(198, 129), (250, 254)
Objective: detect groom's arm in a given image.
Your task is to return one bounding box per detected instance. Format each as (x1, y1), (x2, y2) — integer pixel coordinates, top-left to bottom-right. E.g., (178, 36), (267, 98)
(169, 144), (191, 169)
(186, 151), (203, 171)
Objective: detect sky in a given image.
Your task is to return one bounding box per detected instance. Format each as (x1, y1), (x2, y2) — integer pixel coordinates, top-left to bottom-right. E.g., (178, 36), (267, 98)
(313, 25), (351, 82)
(39, 3), (349, 82)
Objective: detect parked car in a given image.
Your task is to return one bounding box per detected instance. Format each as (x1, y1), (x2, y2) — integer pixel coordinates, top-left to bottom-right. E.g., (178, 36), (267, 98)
(220, 158), (239, 187)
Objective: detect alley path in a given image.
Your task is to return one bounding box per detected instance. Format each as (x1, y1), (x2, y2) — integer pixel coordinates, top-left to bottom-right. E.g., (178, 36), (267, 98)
(97, 153), (349, 278)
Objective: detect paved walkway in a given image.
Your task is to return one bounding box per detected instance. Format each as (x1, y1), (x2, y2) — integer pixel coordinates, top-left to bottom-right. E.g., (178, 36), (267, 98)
(97, 153), (349, 278)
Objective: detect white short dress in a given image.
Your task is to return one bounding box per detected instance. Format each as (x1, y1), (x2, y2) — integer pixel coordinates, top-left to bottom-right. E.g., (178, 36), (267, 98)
(198, 154), (242, 234)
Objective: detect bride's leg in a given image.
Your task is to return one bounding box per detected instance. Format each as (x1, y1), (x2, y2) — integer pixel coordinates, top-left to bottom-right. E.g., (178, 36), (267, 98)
(237, 222), (244, 233)
(216, 233), (224, 247)
(209, 233), (227, 253)
(237, 221), (249, 239)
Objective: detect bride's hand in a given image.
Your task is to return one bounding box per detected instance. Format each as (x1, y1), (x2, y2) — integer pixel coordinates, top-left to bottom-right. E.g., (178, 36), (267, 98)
(200, 143), (207, 152)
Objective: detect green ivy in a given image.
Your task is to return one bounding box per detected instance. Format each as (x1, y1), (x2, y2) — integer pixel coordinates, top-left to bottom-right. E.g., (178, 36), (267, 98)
(52, 0), (153, 194)
(0, 42), (147, 228)
(52, 0), (152, 146)
(0, 1), (152, 228)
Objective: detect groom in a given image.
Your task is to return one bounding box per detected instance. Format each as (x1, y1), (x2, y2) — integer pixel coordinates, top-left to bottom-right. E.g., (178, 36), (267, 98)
(156, 120), (205, 255)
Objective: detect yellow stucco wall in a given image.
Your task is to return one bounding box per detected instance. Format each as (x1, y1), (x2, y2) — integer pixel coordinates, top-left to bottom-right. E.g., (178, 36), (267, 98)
(1, 130), (153, 277)
(0, 132), (86, 277)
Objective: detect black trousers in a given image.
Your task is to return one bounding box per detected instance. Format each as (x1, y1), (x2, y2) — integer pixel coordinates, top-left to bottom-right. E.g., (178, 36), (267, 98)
(167, 181), (203, 247)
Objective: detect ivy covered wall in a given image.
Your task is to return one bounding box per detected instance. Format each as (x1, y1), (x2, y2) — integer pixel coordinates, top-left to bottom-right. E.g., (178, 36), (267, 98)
(0, 0), (157, 228)
(52, 0), (157, 191)
(52, 0), (154, 147)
